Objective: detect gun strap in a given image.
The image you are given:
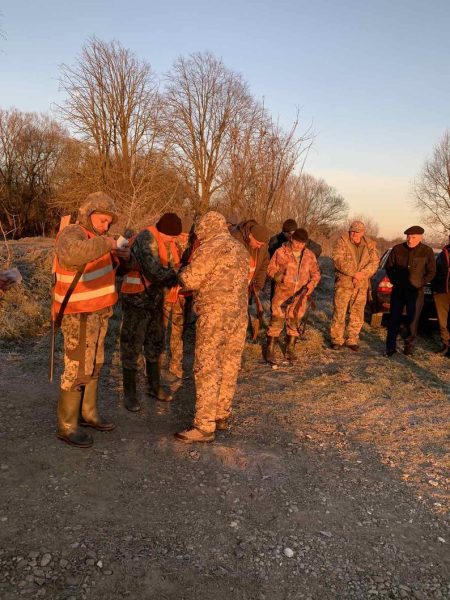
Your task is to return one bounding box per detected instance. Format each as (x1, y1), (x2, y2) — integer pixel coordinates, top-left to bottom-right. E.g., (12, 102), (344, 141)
(54, 265), (87, 329)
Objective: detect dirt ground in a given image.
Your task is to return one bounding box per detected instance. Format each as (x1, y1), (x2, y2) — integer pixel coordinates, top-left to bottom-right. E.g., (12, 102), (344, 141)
(0, 256), (449, 600)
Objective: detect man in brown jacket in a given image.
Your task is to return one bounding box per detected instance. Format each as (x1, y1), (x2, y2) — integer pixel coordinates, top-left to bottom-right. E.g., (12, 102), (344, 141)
(231, 220), (270, 295)
(330, 221), (379, 351)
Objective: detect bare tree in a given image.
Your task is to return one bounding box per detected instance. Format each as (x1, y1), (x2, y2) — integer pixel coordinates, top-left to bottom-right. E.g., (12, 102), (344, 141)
(0, 109), (69, 236)
(414, 130), (450, 232)
(276, 173), (348, 237)
(220, 100), (312, 224)
(164, 51), (253, 213)
(58, 38), (174, 228)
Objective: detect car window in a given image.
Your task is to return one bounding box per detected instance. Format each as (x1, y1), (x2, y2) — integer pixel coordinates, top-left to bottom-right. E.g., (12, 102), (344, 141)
(379, 249), (391, 269)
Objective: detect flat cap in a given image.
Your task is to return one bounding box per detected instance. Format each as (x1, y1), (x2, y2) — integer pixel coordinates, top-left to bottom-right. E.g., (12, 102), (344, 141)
(404, 225), (424, 235)
(349, 220), (365, 233)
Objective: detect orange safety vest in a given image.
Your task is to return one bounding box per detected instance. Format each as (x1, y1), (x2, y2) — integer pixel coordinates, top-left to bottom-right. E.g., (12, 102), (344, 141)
(248, 250), (258, 285)
(52, 226), (118, 318)
(121, 226), (180, 302)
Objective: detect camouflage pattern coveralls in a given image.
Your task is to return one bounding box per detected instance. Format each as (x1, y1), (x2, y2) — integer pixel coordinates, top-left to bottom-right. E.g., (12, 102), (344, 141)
(55, 197), (118, 391)
(267, 244), (321, 337)
(180, 212), (249, 433)
(162, 232), (192, 375)
(120, 229), (178, 370)
(330, 234), (379, 345)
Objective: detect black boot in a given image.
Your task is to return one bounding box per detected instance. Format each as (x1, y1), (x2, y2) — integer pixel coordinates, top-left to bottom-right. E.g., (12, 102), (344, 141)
(146, 360), (172, 402)
(123, 368), (140, 412)
(266, 336), (277, 364)
(80, 379), (116, 431)
(57, 388), (93, 448)
(285, 336), (297, 362)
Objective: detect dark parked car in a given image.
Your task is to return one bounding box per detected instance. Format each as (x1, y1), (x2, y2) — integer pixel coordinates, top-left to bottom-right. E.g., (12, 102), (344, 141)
(366, 247), (439, 327)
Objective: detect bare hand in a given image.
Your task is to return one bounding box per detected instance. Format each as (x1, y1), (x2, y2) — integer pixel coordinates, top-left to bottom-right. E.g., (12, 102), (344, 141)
(112, 246), (131, 261)
(353, 271), (364, 284)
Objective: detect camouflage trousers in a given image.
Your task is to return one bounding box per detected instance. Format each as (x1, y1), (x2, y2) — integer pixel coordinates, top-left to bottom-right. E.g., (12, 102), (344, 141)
(193, 308), (247, 433)
(60, 307), (112, 391)
(330, 284), (367, 345)
(268, 288), (308, 337)
(120, 299), (164, 369)
(163, 296), (185, 374)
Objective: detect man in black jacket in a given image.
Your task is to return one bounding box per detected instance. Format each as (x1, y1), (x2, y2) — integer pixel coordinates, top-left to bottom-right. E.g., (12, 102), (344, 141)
(384, 226), (436, 357)
(432, 234), (450, 356)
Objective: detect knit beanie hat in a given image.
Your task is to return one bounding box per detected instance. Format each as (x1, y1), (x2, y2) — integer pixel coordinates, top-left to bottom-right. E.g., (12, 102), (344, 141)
(282, 219), (298, 233)
(292, 228), (309, 243)
(156, 213), (182, 236)
(250, 223), (270, 243)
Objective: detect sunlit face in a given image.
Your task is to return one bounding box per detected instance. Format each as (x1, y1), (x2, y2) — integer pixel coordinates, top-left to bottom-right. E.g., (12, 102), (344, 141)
(91, 212), (113, 235)
(349, 230), (364, 244)
(291, 239), (306, 251)
(248, 233), (265, 250)
(406, 234), (422, 248)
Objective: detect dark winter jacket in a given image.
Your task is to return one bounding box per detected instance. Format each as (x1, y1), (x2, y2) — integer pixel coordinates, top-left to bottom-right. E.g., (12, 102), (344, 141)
(232, 220), (269, 293)
(432, 245), (450, 294)
(386, 242), (436, 290)
(269, 232), (322, 259)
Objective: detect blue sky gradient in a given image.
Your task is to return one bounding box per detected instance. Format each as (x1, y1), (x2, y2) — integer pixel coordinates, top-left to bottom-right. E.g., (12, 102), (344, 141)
(1, 0), (449, 237)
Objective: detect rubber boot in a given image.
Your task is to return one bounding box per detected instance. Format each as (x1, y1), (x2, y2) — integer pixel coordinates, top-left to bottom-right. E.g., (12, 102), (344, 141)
(147, 360), (172, 402)
(80, 379), (116, 431)
(285, 335), (297, 362)
(266, 336), (277, 364)
(123, 368), (140, 412)
(57, 388), (93, 448)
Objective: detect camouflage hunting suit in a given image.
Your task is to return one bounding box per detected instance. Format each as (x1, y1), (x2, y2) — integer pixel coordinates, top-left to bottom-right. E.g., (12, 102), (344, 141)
(55, 194), (118, 391)
(267, 244), (321, 337)
(330, 234), (379, 345)
(180, 211), (249, 433)
(120, 228), (178, 369)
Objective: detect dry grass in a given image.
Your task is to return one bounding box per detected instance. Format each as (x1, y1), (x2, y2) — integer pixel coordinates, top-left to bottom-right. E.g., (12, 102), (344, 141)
(0, 238), (54, 342)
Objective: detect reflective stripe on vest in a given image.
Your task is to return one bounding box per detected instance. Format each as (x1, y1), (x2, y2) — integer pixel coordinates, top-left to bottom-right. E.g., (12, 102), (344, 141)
(121, 226), (180, 296)
(52, 226), (118, 317)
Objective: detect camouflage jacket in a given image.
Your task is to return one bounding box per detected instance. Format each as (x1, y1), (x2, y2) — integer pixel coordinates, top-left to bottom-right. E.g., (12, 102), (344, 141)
(180, 212), (249, 316)
(123, 228), (179, 309)
(55, 196), (116, 270)
(267, 243), (321, 295)
(332, 234), (379, 289)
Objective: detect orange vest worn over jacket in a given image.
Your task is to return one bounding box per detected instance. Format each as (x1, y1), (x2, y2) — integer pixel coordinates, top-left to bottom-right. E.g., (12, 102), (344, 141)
(52, 226), (118, 318)
(248, 251), (258, 285)
(121, 226), (180, 302)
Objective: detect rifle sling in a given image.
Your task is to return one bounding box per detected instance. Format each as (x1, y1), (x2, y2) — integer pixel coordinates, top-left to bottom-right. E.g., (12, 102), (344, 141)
(54, 264), (87, 329)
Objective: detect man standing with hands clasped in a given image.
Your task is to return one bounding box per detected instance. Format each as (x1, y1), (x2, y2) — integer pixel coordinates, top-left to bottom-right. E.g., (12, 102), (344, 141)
(330, 221), (379, 351)
(384, 226), (436, 357)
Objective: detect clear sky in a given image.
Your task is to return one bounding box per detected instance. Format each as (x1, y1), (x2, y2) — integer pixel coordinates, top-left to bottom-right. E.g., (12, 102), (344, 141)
(1, 0), (449, 238)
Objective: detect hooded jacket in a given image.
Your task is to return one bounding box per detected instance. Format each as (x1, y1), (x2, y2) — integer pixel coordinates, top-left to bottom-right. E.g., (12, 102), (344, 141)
(55, 192), (118, 271)
(180, 212), (249, 315)
(231, 220), (269, 293)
